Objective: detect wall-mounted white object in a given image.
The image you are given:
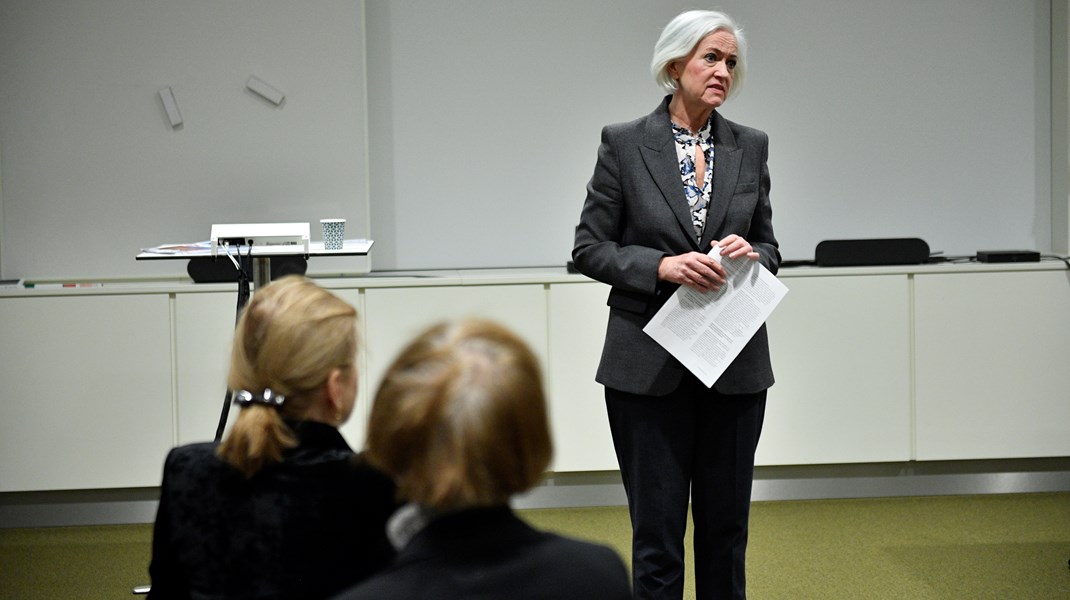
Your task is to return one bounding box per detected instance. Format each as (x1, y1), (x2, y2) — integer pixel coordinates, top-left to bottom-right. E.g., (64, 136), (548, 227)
(158, 86), (183, 128)
(246, 75), (285, 106)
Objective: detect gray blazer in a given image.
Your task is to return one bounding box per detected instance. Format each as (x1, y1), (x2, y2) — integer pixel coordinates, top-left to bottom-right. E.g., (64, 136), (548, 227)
(573, 96), (780, 397)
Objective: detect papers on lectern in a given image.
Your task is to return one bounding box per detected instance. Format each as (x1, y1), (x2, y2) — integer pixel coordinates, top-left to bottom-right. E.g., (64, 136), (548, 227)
(643, 249), (788, 388)
(140, 241), (213, 254)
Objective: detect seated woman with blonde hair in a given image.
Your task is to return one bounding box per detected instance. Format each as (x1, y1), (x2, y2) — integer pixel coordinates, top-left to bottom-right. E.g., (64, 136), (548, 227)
(148, 276), (397, 599)
(334, 319), (631, 600)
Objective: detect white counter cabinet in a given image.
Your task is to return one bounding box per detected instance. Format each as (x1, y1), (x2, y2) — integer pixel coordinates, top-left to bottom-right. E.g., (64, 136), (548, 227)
(913, 269), (1070, 460)
(0, 293), (173, 491)
(173, 291), (240, 446)
(169, 288), (367, 447)
(546, 281), (618, 472)
(0, 263), (1066, 492)
(760, 274), (913, 465)
(359, 284), (550, 448)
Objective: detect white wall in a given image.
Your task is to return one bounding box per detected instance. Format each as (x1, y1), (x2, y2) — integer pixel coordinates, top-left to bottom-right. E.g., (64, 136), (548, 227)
(0, 0), (370, 280)
(0, 0), (1067, 279)
(365, 0), (1055, 269)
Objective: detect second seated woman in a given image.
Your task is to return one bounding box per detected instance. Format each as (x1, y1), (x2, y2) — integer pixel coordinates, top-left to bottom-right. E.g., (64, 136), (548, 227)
(334, 319), (632, 600)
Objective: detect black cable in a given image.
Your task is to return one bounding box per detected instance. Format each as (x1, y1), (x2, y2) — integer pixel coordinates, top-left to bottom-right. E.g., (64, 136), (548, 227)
(235, 242), (252, 322)
(1040, 254), (1070, 269)
(217, 241), (254, 442)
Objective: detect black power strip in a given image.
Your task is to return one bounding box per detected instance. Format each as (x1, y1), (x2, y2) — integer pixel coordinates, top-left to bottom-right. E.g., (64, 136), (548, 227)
(975, 250), (1040, 263)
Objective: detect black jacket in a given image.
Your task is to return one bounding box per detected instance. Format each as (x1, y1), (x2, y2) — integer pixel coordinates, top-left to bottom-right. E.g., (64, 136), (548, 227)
(333, 506), (631, 600)
(148, 421), (398, 600)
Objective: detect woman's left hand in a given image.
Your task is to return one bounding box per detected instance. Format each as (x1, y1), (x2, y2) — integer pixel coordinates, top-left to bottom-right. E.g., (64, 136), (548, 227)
(712, 234), (760, 261)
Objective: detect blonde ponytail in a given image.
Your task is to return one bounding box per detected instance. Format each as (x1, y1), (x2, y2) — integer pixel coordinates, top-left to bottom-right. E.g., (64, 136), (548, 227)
(217, 404), (298, 478)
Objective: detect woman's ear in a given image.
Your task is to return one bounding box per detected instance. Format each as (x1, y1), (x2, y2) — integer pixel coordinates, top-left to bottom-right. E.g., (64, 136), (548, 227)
(324, 367), (346, 411)
(324, 365), (358, 420)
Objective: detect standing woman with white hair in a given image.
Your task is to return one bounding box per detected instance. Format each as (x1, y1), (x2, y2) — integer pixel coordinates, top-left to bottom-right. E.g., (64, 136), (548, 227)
(573, 9), (780, 600)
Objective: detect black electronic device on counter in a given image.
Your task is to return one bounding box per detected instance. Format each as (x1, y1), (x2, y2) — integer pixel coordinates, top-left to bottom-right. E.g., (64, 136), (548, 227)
(814, 238), (930, 267)
(975, 250), (1040, 263)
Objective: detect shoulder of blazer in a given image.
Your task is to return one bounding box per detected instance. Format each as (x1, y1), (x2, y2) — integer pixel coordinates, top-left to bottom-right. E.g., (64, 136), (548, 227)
(600, 96), (674, 150)
(714, 112), (768, 150)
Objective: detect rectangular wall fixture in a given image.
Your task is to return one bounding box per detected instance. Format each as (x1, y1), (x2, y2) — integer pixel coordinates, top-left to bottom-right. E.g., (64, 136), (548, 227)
(158, 87), (183, 128)
(246, 76), (285, 106)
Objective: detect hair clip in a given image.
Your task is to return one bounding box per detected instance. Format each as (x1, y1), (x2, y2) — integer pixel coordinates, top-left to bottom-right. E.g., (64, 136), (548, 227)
(233, 388), (286, 409)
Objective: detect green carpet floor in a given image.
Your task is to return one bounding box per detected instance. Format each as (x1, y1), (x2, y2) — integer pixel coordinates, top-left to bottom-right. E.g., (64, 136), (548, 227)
(1, 493), (1068, 599)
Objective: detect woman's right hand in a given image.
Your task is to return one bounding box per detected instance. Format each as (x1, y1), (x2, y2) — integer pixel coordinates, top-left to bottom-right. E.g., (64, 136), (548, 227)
(657, 252), (726, 293)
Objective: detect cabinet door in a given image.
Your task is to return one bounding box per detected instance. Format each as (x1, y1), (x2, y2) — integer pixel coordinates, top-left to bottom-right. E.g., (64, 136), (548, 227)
(759, 275), (913, 465)
(547, 282), (618, 472)
(0, 294), (173, 491)
(174, 292), (239, 445)
(173, 288), (365, 446)
(914, 270), (1070, 460)
(361, 285), (548, 449)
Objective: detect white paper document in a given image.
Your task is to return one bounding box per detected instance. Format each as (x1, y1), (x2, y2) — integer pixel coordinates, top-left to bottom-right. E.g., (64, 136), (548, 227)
(643, 251), (788, 388)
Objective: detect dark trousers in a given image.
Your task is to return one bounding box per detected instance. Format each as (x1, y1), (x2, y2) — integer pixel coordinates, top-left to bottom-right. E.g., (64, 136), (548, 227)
(606, 377), (766, 600)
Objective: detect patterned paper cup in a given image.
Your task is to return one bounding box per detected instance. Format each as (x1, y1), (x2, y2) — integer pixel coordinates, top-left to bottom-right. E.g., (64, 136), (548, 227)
(320, 219), (345, 250)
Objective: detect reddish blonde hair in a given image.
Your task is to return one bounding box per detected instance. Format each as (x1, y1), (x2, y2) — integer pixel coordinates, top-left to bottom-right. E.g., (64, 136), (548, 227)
(366, 319), (552, 509)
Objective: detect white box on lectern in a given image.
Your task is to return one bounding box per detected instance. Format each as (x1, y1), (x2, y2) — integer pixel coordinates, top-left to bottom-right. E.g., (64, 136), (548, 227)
(210, 223), (310, 257)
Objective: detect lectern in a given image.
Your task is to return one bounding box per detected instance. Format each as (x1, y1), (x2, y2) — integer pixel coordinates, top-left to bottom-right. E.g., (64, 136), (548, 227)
(137, 227), (373, 440)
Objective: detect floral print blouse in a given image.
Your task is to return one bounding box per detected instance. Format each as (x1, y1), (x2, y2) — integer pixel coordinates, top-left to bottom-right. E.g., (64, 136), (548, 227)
(671, 117), (715, 240)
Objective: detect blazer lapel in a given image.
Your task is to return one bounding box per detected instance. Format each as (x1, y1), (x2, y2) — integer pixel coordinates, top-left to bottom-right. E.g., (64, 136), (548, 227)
(639, 98), (700, 249)
(701, 111), (741, 249)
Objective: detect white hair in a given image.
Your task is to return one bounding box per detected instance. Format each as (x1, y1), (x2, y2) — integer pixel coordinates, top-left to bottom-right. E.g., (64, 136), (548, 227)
(651, 10), (748, 99)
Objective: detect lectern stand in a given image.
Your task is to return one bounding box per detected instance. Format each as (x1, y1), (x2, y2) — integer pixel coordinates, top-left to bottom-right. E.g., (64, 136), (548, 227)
(136, 239), (373, 440)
